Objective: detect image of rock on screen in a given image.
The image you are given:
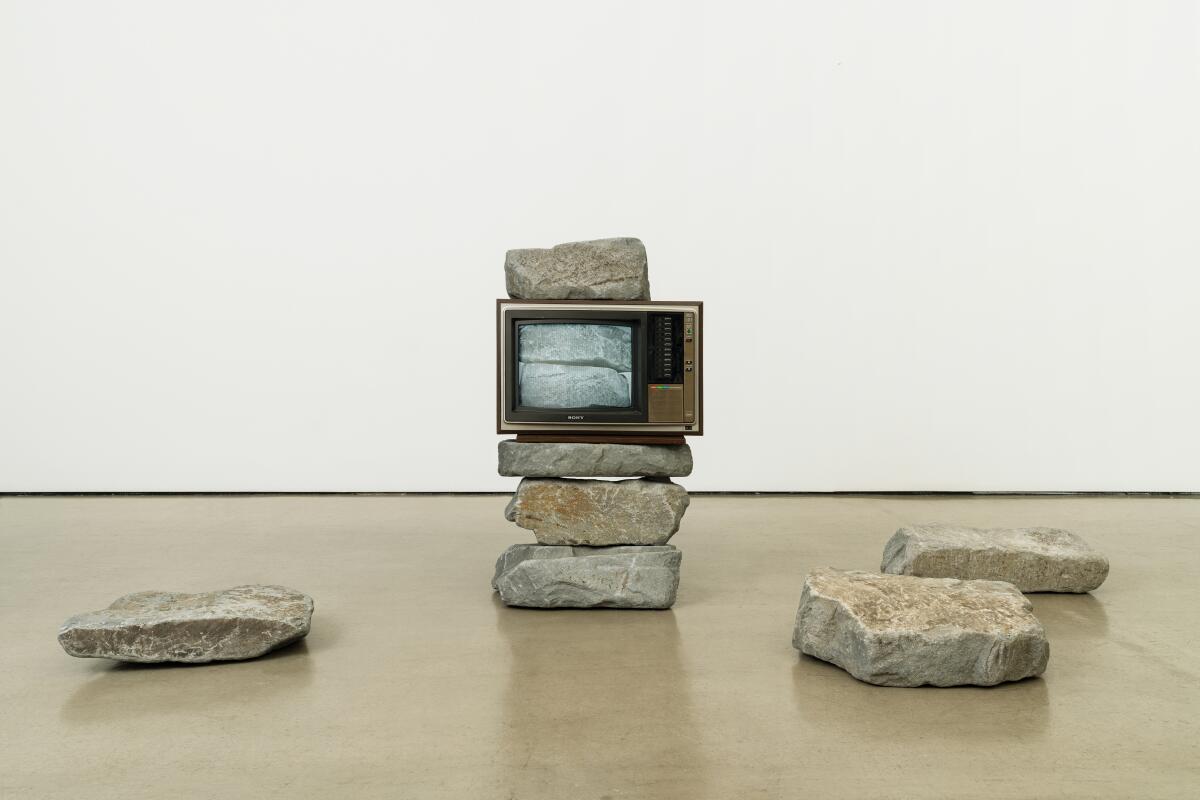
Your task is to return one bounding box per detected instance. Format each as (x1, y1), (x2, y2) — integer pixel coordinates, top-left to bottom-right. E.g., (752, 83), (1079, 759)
(518, 323), (633, 408)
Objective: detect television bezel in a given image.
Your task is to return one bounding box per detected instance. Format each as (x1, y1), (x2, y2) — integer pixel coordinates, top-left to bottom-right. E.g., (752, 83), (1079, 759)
(496, 299), (703, 436)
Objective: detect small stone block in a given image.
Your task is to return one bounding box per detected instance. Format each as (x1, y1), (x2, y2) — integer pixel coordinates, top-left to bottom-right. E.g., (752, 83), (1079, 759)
(492, 544), (681, 609)
(497, 439), (693, 478)
(793, 568), (1049, 687)
(881, 524), (1110, 593)
(505, 477), (689, 546)
(504, 237), (650, 300)
(58, 585), (314, 663)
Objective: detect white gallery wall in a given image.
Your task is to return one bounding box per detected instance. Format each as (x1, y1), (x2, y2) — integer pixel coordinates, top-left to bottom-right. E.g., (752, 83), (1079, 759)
(2, 2), (1198, 492)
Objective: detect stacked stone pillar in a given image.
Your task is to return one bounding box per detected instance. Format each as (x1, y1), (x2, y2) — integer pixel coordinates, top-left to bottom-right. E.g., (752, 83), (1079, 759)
(491, 237), (692, 609)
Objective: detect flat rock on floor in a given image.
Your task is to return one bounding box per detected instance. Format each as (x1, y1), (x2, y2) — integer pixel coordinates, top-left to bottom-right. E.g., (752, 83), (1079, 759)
(881, 524), (1110, 593)
(493, 544), (681, 609)
(505, 477), (689, 545)
(792, 568), (1049, 687)
(504, 237), (650, 300)
(498, 439), (693, 478)
(58, 585), (314, 663)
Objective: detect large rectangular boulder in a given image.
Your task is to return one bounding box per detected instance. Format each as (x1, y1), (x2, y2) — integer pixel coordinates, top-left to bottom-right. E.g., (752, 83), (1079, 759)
(492, 544), (681, 609)
(881, 524), (1109, 593)
(504, 237), (650, 300)
(793, 568), (1049, 687)
(498, 439), (693, 478)
(505, 477), (689, 546)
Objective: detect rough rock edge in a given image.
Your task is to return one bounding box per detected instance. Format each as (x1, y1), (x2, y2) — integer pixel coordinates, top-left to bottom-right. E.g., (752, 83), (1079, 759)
(504, 477), (690, 546)
(792, 569), (1049, 687)
(491, 544), (681, 609)
(57, 585), (314, 663)
(880, 524), (1111, 593)
(497, 439), (693, 478)
(504, 237), (651, 300)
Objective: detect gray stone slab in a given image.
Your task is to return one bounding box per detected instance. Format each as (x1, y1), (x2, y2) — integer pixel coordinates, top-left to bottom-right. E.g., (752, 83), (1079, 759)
(505, 477), (689, 546)
(492, 544), (681, 609)
(881, 524), (1110, 593)
(498, 439), (693, 478)
(58, 585), (314, 663)
(505, 237), (650, 300)
(792, 568), (1049, 687)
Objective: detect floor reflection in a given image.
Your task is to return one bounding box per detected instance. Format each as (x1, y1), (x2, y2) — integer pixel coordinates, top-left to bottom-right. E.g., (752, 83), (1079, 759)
(1030, 593), (1110, 640)
(60, 639), (314, 723)
(494, 597), (708, 799)
(792, 654), (1050, 742)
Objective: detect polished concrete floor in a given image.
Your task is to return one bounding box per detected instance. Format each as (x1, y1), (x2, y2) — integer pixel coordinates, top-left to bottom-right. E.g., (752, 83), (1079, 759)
(1, 494), (1197, 799)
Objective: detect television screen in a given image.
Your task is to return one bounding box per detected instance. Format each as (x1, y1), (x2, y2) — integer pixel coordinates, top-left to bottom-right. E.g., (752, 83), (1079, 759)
(517, 323), (633, 408)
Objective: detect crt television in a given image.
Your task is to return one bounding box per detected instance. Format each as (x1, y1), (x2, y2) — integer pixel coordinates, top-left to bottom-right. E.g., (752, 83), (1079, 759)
(497, 300), (703, 436)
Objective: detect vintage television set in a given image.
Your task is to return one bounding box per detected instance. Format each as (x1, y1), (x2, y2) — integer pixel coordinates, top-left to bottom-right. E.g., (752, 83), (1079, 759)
(497, 300), (703, 438)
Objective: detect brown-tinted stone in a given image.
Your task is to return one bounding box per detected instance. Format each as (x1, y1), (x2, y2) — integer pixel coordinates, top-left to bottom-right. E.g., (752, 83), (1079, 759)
(504, 477), (688, 546)
(792, 568), (1048, 687)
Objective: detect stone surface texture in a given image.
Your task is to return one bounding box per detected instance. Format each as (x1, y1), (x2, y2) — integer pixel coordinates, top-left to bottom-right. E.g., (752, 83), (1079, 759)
(519, 362), (630, 408)
(505, 477), (689, 545)
(518, 322), (633, 372)
(492, 544), (681, 608)
(504, 237), (650, 300)
(792, 568), (1049, 687)
(498, 439), (693, 478)
(58, 585), (314, 663)
(881, 524), (1110, 593)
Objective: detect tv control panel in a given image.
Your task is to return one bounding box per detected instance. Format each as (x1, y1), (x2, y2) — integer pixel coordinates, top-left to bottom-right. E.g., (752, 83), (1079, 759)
(649, 314), (683, 383)
(647, 309), (697, 426)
